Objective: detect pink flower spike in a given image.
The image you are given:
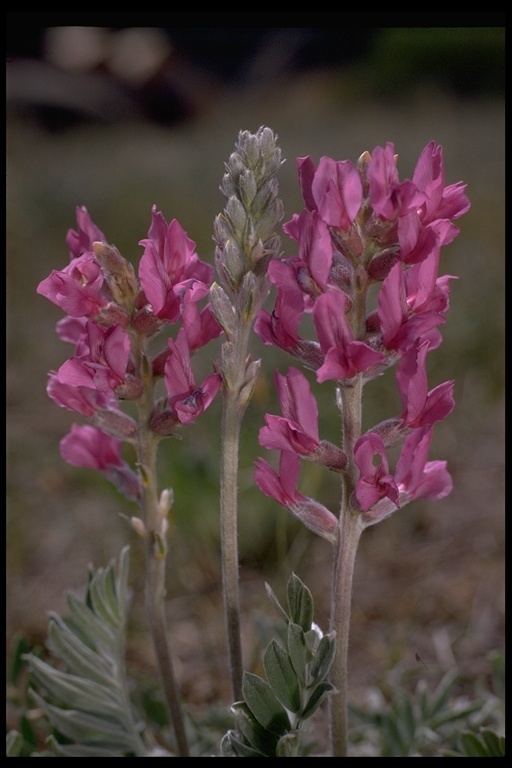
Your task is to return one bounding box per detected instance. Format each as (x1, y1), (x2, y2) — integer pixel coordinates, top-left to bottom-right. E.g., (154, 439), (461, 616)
(354, 432), (399, 512)
(164, 328), (221, 424)
(311, 156), (363, 230)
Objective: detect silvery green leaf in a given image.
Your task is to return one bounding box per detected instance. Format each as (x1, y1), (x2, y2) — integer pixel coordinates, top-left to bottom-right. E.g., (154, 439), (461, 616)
(242, 672), (290, 736)
(276, 730), (301, 757)
(287, 573), (314, 632)
(264, 582), (289, 626)
(287, 621), (308, 685)
(87, 564), (122, 629)
(301, 681), (336, 720)
(46, 735), (126, 757)
(28, 690), (140, 751)
(24, 548), (148, 757)
(225, 730), (266, 757)
(6, 730), (24, 757)
(231, 701), (279, 756)
(263, 639), (301, 714)
(47, 615), (117, 689)
(308, 631), (336, 687)
(28, 656), (121, 717)
(65, 592), (117, 651)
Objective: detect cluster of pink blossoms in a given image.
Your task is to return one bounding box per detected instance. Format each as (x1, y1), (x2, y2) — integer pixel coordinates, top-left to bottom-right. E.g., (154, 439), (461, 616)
(37, 205), (223, 499)
(253, 141), (470, 539)
(37, 139), (469, 542)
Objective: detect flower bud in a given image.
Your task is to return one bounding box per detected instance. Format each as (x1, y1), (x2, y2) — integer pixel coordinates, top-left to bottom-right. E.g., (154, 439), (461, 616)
(132, 305), (165, 337)
(292, 499), (338, 544)
(130, 516), (147, 537)
(149, 409), (181, 437)
(158, 488), (174, 519)
(313, 440), (347, 472)
(92, 408), (138, 440)
(209, 282), (236, 338)
(93, 241), (138, 308)
(367, 249), (399, 281)
(238, 356), (261, 408)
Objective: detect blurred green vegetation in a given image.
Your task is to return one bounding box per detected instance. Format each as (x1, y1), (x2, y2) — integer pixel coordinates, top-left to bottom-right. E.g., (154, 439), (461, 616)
(7, 26), (504, 716)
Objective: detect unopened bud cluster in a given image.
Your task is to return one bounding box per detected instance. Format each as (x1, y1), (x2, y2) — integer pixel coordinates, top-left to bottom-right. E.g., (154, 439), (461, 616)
(213, 126), (284, 296)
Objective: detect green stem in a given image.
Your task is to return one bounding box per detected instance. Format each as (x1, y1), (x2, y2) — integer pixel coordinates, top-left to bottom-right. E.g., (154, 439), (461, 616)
(135, 344), (189, 757)
(328, 259), (370, 755)
(329, 373), (365, 756)
(220, 320), (252, 704)
(329, 493), (364, 756)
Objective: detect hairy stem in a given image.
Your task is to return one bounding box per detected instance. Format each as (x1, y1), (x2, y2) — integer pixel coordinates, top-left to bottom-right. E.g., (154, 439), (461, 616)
(219, 320), (252, 703)
(135, 343), (189, 757)
(329, 273), (367, 755)
(329, 482), (364, 756)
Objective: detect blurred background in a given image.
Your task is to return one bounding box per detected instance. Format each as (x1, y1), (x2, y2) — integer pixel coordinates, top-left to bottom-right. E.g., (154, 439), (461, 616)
(7, 19), (505, 724)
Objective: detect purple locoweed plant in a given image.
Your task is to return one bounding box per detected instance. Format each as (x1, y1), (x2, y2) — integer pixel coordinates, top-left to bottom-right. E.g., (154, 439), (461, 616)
(27, 128), (470, 757)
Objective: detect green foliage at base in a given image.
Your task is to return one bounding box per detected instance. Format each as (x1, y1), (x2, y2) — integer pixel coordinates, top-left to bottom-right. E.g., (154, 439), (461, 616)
(221, 573), (336, 757)
(19, 547), (154, 757)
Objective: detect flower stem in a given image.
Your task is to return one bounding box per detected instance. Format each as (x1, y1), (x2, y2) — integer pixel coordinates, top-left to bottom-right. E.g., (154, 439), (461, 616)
(329, 496), (364, 756)
(135, 343), (189, 757)
(329, 374), (365, 756)
(219, 320), (252, 703)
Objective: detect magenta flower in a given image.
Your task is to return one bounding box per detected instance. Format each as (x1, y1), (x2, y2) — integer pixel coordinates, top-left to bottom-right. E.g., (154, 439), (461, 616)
(413, 141), (471, 225)
(57, 321), (131, 397)
(311, 156), (363, 230)
(47, 371), (115, 416)
(138, 207), (213, 322)
(164, 328), (222, 424)
(60, 423), (140, 500)
(396, 339), (455, 428)
(377, 260), (448, 353)
(368, 142), (424, 221)
(259, 368), (319, 455)
(360, 426), (452, 526)
(283, 210), (333, 293)
(65, 205), (106, 259)
(313, 290), (384, 382)
(254, 451), (337, 542)
(354, 432), (399, 512)
(37, 252), (107, 318)
(55, 316), (88, 345)
(254, 259), (305, 353)
(404, 249), (456, 316)
(296, 156), (318, 212)
(395, 425), (452, 503)
(180, 302), (222, 352)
